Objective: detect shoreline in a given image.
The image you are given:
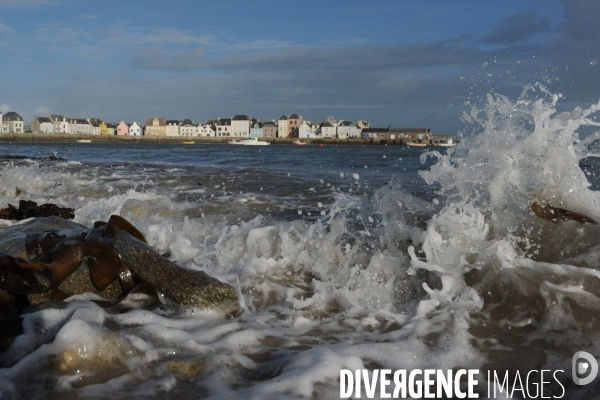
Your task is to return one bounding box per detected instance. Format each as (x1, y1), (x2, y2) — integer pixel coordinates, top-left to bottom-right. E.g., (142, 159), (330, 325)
(0, 133), (425, 146)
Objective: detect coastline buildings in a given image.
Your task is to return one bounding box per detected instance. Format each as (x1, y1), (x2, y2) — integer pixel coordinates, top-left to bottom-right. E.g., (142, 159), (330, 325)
(4, 105), (456, 143)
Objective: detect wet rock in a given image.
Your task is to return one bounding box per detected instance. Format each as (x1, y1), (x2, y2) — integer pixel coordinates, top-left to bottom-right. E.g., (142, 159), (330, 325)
(0, 215), (242, 325)
(113, 229), (242, 317)
(0, 200), (74, 221)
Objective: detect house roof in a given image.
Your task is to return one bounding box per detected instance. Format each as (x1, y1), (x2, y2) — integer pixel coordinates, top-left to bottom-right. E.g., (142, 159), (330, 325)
(262, 121), (277, 127)
(182, 119), (196, 126)
(288, 113), (300, 119)
(321, 121), (334, 127)
(217, 118), (231, 125)
(389, 128), (430, 133)
(37, 117), (52, 123)
(279, 115), (287, 120)
(232, 114), (250, 120)
(146, 117), (166, 126)
(167, 120), (182, 125)
(362, 128), (390, 133)
(3, 112), (23, 121)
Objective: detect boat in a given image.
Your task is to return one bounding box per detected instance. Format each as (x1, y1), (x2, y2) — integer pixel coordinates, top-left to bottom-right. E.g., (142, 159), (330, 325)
(181, 141), (195, 145)
(229, 137), (270, 146)
(76, 139), (92, 143)
(436, 138), (457, 147)
(406, 141), (427, 147)
(293, 140), (307, 146)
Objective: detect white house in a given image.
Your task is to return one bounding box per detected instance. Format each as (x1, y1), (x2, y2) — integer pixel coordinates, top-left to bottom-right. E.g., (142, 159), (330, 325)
(48, 114), (68, 133)
(216, 118), (231, 137)
(299, 121), (315, 139)
(199, 123), (215, 137)
(231, 115), (251, 138)
(277, 115), (288, 138)
(337, 120), (361, 139)
(180, 119), (198, 136)
(31, 116), (54, 133)
(68, 119), (91, 135)
(3, 112), (24, 133)
(88, 119), (101, 135)
(129, 121), (144, 136)
(166, 120), (182, 136)
(320, 120), (336, 138)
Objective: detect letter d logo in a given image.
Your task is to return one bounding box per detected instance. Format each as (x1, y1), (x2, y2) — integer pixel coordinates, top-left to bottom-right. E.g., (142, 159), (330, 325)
(572, 351), (598, 385)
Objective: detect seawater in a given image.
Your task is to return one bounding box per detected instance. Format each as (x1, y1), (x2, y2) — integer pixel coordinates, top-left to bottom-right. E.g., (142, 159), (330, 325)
(1, 89), (600, 399)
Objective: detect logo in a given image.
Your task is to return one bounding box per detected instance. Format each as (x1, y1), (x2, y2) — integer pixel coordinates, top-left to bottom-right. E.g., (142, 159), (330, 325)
(572, 351), (598, 385)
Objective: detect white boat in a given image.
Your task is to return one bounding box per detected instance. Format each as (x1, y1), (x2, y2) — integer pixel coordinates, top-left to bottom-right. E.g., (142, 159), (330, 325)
(406, 141), (427, 147)
(293, 140), (307, 146)
(76, 139), (92, 143)
(229, 137), (269, 146)
(436, 138), (456, 147)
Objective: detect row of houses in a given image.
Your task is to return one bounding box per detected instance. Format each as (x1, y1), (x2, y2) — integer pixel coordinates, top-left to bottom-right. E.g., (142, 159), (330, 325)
(1, 110), (438, 143)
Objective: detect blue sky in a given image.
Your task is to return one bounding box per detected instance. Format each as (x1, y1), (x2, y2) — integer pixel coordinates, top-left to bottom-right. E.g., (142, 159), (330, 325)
(0, 0), (598, 134)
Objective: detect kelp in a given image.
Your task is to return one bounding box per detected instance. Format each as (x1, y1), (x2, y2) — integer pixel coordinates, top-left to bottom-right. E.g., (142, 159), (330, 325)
(0, 215), (160, 339)
(531, 202), (598, 225)
(0, 213), (242, 341)
(0, 200), (74, 221)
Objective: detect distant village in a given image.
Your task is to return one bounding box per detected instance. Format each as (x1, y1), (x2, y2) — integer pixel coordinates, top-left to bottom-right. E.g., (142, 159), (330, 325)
(0, 110), (457, 145)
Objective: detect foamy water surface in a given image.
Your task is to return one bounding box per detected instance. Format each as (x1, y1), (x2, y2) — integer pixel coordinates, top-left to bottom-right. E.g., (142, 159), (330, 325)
(1, 89), (600, 399)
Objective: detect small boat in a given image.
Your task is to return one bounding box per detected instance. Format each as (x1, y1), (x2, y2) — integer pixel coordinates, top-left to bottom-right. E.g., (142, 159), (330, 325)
(229, 137), (269, 146)
(436, 138), (457, 147)
(181, 141), (195, 145)
(406, 141), (427, 147)
(76, 139), (92, 143)
(293, 140), (307, 146)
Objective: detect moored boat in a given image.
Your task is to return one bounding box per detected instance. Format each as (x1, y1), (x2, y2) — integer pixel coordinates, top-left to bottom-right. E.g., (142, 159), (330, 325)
(181, 141), (195, 145)
(436, 138), (456, 147)
(293, 140), (307, 146)
(406, 141), (427, 147)
(76, 139), (92, 143)
(229, 137), (269, 146)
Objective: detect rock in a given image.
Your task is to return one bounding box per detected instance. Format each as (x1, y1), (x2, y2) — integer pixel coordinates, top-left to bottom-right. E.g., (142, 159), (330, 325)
(0, 215), (243, 325)
(113, 229), (242, 317)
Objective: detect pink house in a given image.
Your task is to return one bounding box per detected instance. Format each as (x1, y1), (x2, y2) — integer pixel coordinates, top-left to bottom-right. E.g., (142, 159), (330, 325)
(117, 121), (129, 136)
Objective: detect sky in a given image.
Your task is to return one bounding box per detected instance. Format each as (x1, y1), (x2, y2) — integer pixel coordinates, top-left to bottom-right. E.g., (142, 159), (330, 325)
(0, 0), (598, 134)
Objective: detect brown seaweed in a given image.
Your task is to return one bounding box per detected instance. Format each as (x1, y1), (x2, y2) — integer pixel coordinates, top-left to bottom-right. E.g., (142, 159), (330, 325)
(531, 202), (598, 225)
(0, 200), (74, 221)
(0, 213), (242, 340)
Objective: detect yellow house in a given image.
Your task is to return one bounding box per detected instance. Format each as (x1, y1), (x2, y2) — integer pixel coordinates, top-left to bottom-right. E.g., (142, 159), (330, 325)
(99, 121), (108, 135)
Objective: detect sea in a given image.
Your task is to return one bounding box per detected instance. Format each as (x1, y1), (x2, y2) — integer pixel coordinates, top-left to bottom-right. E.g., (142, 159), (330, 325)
(1, 89), (600, 399)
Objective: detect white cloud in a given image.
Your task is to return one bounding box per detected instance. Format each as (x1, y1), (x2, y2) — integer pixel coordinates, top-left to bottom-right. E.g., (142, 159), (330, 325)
(35, 106), (51, 115)
(0, 22), (14, 33)
(0, 103), (13, 113)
